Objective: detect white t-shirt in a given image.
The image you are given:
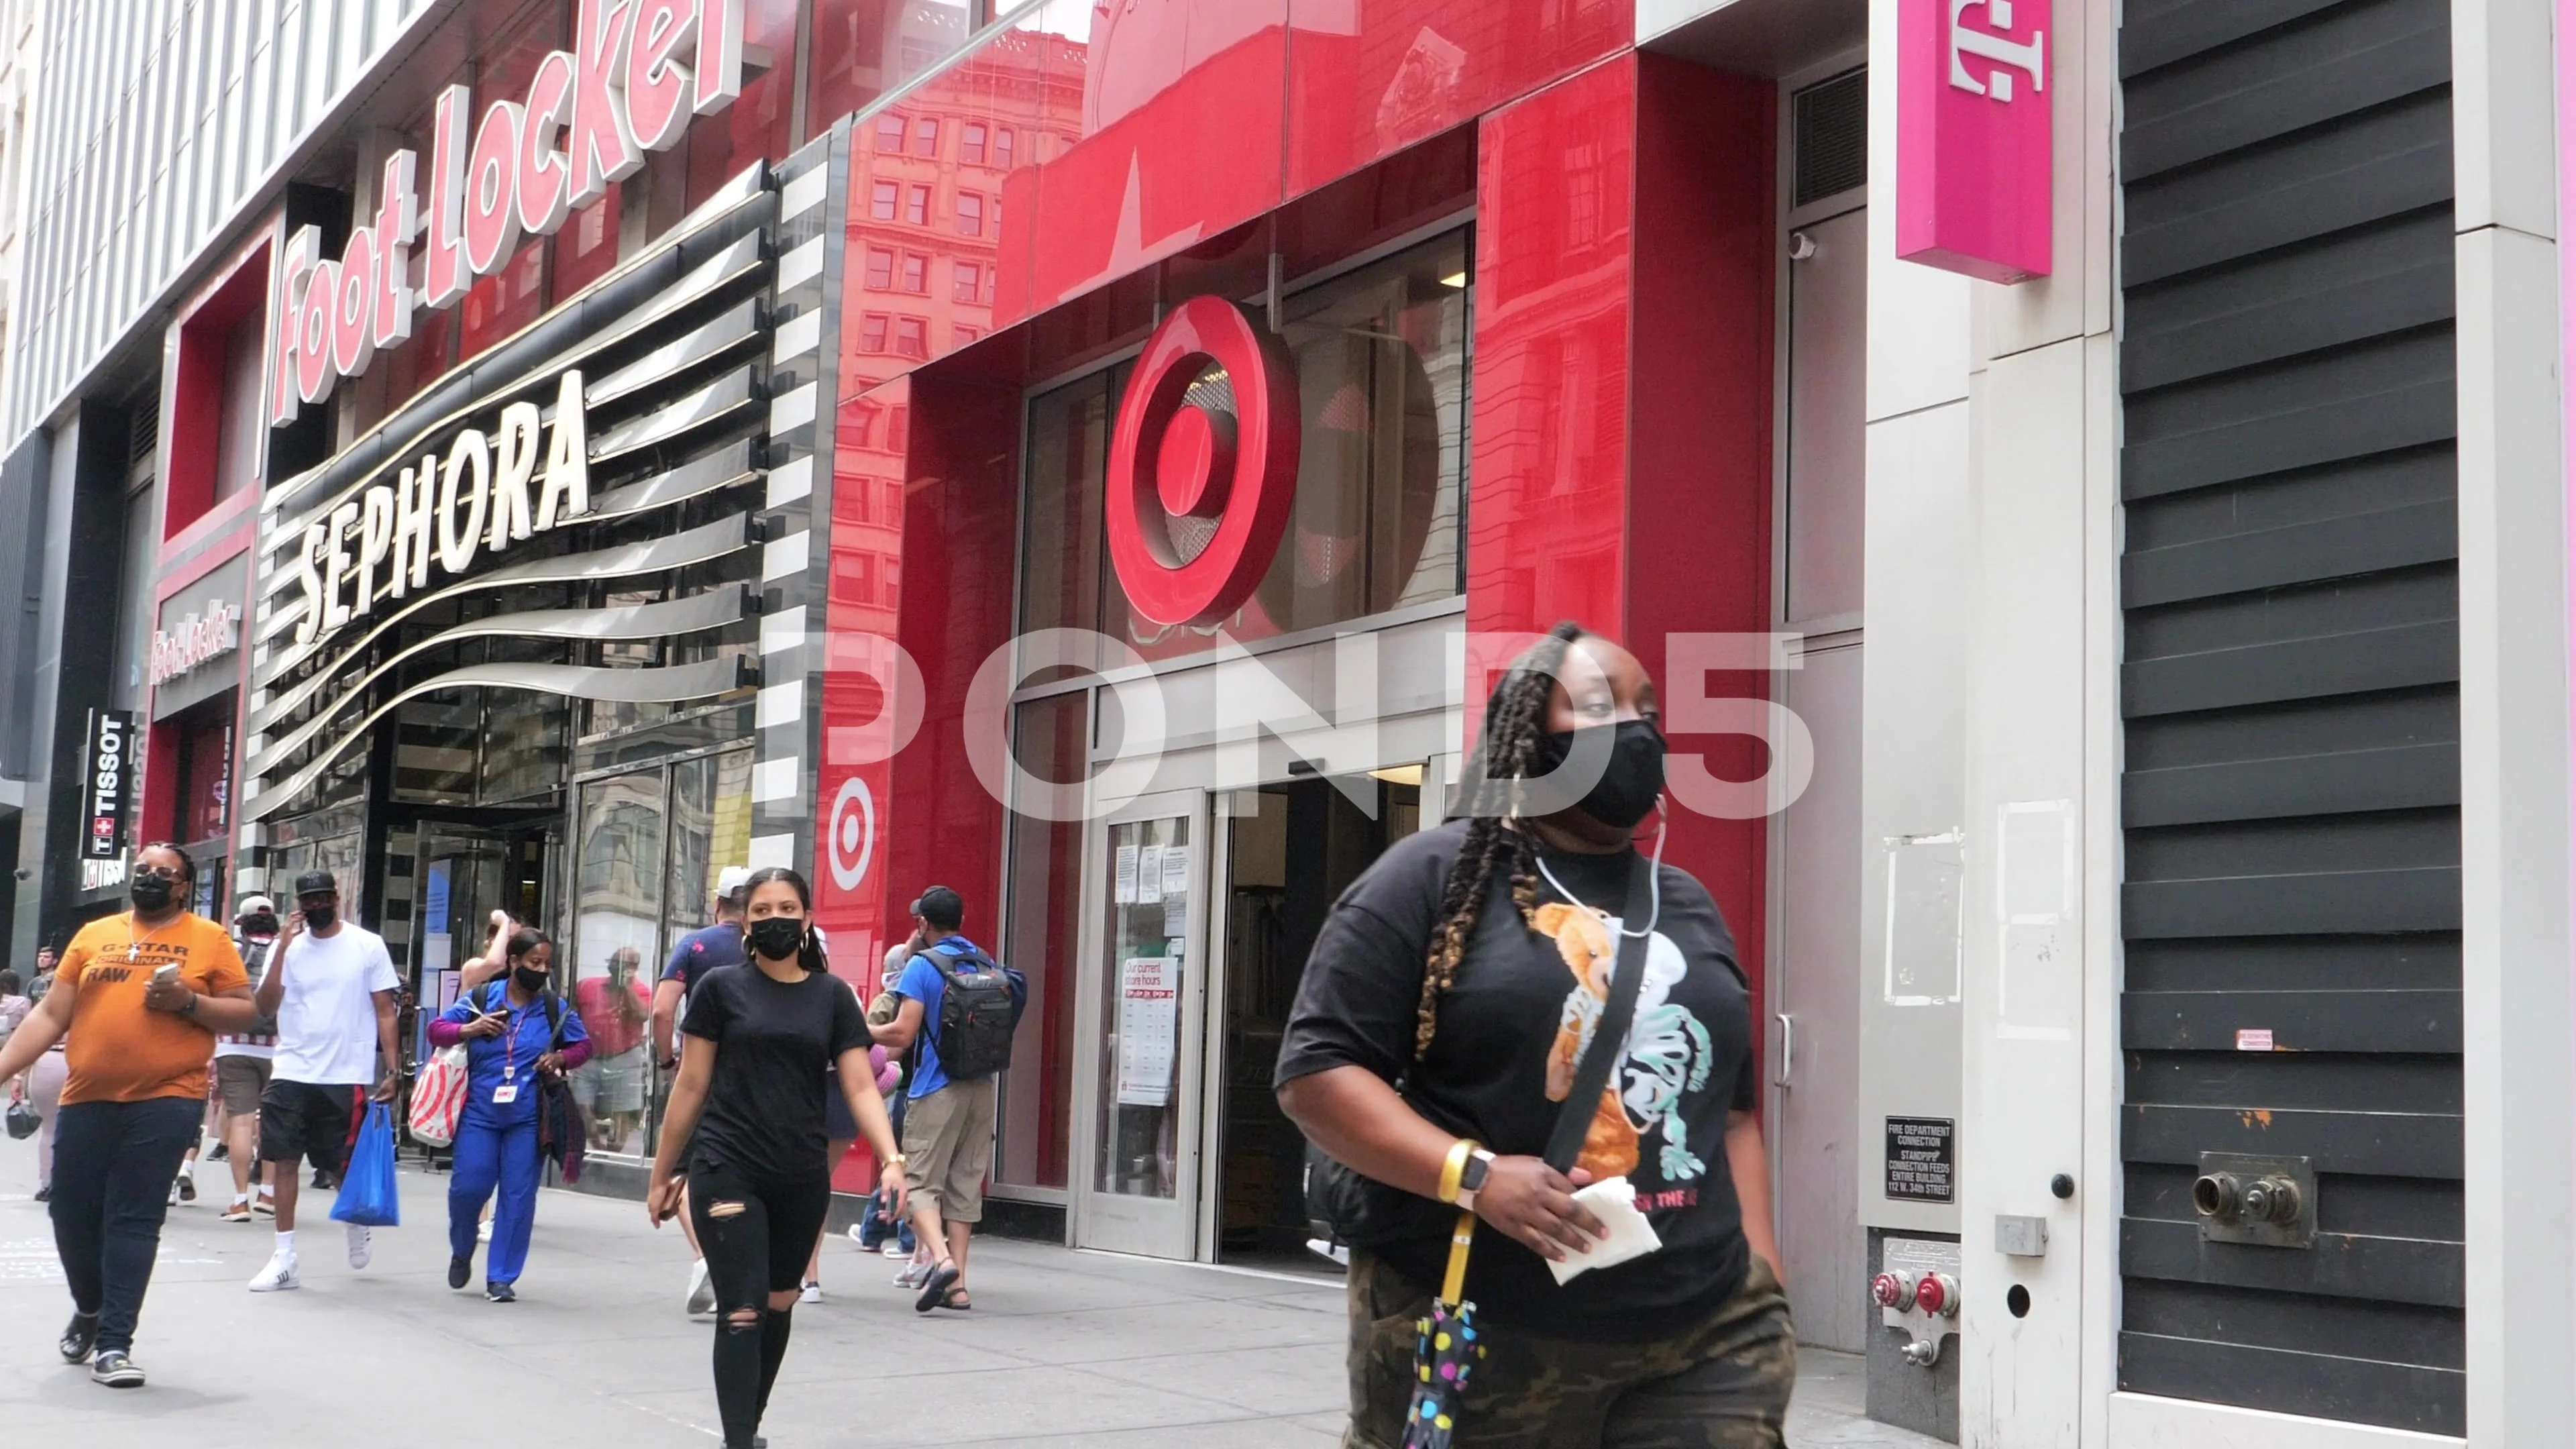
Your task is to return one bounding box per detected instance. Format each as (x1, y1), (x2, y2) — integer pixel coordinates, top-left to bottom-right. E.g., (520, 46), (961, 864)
(271, 924), (399, 1084)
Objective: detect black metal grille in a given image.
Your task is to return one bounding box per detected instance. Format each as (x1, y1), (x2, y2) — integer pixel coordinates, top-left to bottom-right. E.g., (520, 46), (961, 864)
(1792, 69), (1866, 207)
(2117, 0), (2463, 1434)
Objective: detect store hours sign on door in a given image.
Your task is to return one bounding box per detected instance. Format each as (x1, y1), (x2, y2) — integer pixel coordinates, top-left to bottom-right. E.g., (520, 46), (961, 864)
(1115, 955), (1180, 1107)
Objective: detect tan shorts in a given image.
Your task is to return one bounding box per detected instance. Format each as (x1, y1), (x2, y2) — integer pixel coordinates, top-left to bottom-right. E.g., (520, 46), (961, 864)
(899, 1075), (998, 1224)
(214, 1055), (272, 1116)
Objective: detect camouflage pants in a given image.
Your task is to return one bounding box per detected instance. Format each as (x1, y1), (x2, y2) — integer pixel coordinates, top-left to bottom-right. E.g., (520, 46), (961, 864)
(1342, 1252), (1796, 1449)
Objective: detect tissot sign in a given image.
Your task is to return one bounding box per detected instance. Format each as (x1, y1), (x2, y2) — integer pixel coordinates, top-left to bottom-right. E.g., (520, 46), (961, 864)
(1896, 0), (2052, 284)
(269, 0), (746, 426)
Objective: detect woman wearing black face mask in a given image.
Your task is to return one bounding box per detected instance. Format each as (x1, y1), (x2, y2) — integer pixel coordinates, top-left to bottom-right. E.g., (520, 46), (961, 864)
(647, 866), (906, 1449)
(427, 928), (591, 1301)
(1277, 623), (1794, 1448)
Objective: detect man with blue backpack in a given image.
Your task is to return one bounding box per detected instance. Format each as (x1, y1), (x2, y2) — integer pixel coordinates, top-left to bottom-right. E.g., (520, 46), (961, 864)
(871, 885), (1022, 1314)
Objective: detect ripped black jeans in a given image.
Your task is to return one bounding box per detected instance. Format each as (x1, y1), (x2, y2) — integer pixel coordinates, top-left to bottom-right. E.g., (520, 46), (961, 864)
(687, 1157), (833, 1449)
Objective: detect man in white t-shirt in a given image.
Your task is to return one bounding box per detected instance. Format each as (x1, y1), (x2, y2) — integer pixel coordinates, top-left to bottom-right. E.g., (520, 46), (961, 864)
(246, 871), (400, 1293)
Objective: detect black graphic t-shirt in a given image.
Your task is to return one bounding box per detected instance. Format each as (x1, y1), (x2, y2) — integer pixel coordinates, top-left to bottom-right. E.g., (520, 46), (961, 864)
(681, 964), (871, 1181)
(1276, 819), (1759, 1339)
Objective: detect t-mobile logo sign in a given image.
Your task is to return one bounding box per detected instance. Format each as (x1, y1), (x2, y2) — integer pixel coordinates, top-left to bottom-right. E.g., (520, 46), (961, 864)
(1947, 0), (2046, 103)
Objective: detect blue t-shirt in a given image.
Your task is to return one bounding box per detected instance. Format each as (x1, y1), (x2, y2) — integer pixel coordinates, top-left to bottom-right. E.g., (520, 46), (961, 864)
(894, 935), (983, 1100)
(662, 922), (747, 1022)
(438, 983), (590, 1126)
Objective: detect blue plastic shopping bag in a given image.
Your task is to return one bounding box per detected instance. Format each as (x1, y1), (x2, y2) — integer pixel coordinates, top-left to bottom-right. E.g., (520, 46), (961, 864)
(329, 1102), (402, 1228)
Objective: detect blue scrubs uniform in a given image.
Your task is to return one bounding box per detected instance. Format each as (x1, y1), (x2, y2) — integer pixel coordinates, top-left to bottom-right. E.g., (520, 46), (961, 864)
(439, 983), (588, 1286)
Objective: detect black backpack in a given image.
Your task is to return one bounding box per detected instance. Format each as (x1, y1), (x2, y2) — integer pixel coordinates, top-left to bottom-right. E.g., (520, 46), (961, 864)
(926, 947), (1024, 1081)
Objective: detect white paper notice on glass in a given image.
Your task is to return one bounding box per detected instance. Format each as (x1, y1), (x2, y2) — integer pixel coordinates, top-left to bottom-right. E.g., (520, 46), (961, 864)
(1115, 955), (1180, 1106)
(1161, 848), (1189, 899)
(1115, 844), (1140, 904)
(1136, 843), (1165, 903)
(1163, 892), (1189, 943)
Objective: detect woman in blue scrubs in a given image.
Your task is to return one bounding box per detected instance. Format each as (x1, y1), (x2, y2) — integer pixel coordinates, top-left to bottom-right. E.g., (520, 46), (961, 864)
(429, 928), (590, 1301)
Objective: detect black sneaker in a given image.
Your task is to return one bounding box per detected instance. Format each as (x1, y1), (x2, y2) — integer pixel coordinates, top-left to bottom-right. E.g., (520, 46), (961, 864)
(311, 1169), (336, 1191)
(485, 1281), (517, 1303)
(449, 1255), (472, 1291)
(91, 1350), (145, 1388)
(58, 1311), (99, 1364)
(32, 1186), (49, 1203)
(174, 1174), (196, 1203)
(207, 1142), (229, 1163)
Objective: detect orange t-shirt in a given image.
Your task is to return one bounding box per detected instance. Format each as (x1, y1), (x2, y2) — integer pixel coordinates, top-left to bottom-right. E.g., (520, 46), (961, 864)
(60, 911), (249, 1106)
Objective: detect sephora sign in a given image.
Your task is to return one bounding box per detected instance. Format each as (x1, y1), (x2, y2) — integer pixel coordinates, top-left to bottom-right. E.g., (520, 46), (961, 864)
(269, 0), (746, 427)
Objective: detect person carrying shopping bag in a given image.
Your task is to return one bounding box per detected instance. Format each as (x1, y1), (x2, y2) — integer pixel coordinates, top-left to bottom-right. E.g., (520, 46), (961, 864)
(647, 866), (910, 1449)
(427, 926), (590, 1301)
(1277, 624), (1794, 1449)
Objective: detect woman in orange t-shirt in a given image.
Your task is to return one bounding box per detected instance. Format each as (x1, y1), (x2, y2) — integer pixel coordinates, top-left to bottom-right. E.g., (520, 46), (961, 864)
(0, 843), (262, 1390)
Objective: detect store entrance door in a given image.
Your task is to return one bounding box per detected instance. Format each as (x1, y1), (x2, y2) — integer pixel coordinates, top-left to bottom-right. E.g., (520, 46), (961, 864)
(1070, 788), (1214, 1259)
(409, 826), (551, 1034)
(1214, 773), (1422, 1269)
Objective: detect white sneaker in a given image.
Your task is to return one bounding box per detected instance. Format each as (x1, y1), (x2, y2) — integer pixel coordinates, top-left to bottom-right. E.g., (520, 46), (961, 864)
(685, 1258), (715, 1316)
(478, 1218), (492, 1244)
(248, 1254), (300, 1292)
(345, 1224), (372, 1270)
(800, 1280), (822, 1303)
(883, 1240), (910, 1260)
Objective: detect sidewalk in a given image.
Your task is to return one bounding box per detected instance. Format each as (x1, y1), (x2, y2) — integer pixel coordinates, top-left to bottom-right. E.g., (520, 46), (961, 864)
(0, 1147), (1941, 1446)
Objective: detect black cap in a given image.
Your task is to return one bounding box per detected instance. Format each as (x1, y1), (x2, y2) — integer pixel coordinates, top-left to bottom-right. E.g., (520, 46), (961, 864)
(910, 885), (964, 929)
(293, 870), (339, 897)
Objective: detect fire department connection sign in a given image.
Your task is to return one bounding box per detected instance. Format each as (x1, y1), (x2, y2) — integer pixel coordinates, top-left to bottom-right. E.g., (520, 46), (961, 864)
(270, 0), (747, 425)
(1897, 0), (2052, 283)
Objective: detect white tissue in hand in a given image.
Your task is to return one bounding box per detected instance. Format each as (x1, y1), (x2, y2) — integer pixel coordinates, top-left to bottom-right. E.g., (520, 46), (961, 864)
(1545, 1177), (1663, 1285)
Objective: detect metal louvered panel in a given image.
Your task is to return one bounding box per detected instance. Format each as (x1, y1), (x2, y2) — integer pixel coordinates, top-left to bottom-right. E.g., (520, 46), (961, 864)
(2117, 0), (2462, 1434)
(1791, 69), (1866, 207)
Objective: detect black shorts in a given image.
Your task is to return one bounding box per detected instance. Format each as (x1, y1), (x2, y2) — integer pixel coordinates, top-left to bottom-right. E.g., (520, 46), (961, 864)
(823, 1068), (857, 1144)
(258, 1080), (364, 1173)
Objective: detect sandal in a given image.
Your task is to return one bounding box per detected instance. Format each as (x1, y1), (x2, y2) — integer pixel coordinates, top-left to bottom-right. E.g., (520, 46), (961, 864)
(913, 1260), (959, 1313)
(938, 1287), (973, 1311)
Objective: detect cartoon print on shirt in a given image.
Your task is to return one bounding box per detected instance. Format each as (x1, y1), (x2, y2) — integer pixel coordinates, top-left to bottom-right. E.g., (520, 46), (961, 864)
(1538, 902), (1717, 1183)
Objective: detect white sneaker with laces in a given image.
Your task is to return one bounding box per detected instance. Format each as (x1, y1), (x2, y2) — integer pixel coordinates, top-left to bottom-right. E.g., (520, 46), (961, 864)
(248, 1254), (300, 1292)
(685, 1258), (715, 1316)
(345, 1224), (372, 1270)
(800, 1280), (822, 1303)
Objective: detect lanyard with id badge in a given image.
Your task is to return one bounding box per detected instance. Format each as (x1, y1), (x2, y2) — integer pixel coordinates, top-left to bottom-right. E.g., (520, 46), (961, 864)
(492, 999), (528, 1104)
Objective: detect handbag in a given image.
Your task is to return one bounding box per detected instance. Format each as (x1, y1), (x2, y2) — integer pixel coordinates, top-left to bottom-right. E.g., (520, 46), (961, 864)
(329, 1103), (402, 1227)
(535, 993), (586, 1185)
(408, 1042), (470, 1148)
(5, 1098), (37, 1140)
(1307, 854), (1658, 1246)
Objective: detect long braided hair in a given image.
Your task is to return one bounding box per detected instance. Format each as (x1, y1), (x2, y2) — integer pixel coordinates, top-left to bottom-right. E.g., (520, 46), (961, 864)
(1411, 621), (1588, 1059)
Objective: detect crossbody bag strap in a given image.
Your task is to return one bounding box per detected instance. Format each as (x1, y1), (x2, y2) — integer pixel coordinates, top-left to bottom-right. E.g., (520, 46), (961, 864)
(1540, 853), (1658, 1175)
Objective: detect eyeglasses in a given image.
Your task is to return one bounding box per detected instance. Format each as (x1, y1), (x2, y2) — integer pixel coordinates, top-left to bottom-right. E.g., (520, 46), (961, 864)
(133, 865), (182, 883)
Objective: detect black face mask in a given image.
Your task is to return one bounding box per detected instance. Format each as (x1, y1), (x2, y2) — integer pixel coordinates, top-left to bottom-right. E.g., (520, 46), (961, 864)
(240, 914), (278, 938)
(129, 876), (176, 912)
(302, 903), (337, 931)
(513, 967), (550, 994)
(1537, 719), (1668, 830)
(746, 917), (808, 964)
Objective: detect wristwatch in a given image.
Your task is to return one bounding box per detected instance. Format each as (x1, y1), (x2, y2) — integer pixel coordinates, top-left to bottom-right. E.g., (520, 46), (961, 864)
(1454, 1150), (1497, 1214)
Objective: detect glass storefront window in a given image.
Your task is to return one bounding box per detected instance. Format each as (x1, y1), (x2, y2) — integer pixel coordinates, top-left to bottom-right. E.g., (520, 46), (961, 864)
(808, 0), (980, 138)
(1018, 231), (1470, 669)
(571, 747), (754, 1158)
(998, 692), (1086, 1189)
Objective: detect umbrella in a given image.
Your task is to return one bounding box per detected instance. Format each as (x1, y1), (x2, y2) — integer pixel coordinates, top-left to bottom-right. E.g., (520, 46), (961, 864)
(1402, 1211), (1487, 1449)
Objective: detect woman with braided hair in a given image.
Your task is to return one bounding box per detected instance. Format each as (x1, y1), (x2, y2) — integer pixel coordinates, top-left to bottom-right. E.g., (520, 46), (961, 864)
(1278, 624), (1792, 1447)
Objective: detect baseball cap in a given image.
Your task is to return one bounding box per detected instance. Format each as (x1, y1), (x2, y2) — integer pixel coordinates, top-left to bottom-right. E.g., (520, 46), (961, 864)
(715, 865), (753, 903)
(293, 870), (339, 897)
(236, 894), (276, 918)
(910, 885), (965, 928)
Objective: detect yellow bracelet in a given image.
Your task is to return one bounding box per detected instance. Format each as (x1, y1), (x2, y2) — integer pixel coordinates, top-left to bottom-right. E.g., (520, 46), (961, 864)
(883, 1154), (908, 1172)
(1437, 1138), (1479, 1204)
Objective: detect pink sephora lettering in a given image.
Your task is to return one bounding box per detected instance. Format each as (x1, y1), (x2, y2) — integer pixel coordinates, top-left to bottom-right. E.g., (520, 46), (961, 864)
(269, 0), (746, 427)
(1896, 0), (2053, 284)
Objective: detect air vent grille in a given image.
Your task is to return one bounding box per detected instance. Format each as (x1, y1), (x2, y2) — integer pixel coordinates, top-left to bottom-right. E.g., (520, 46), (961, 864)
(1792, 68), (1867, 208)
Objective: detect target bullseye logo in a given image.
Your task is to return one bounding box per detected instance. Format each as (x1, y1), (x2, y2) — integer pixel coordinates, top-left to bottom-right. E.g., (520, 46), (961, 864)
(1105, 295), (1300, 627)
(826, 777), (875, 892)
